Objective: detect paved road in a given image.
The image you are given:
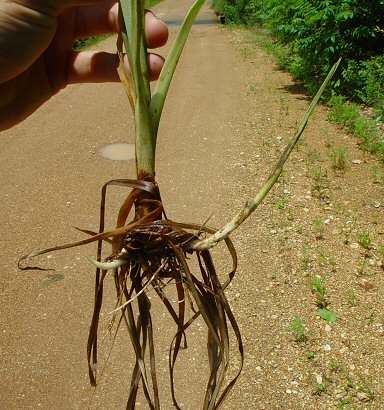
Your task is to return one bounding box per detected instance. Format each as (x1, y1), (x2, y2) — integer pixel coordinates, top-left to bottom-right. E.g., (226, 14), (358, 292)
(0, 1), (246, 408)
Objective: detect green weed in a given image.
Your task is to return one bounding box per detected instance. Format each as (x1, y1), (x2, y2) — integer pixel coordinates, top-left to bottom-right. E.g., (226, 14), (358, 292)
(301, 245), (311, 271)
(314, 376), (328, 396)
(347, 288), (358, 307)
(328, 96), (383, 162)
(329, 255), (337, 271)
(313, 219), (325, 239)
(337, 398), (358, 410)
(356, 374), (375, 403)
(274, 197), (288, 210)
(329, 357), (340, 373)
(309, 166), (328, 199)
(309, 274), (327, 308)
(358, 232), (372, 250)
(240, 47), (253, 58)
(357, 258), (370, 276)
(372, 164), (384, 184)
(306, 351), (315, 360)
(330, 145), (348, 171)
(288, 316), (307, 343)
(307, 149), (322, 164)
(344, 374), (355, 393)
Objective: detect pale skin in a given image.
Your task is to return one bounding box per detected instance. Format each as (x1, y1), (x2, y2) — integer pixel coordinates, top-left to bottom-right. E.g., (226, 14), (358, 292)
(0, 0), (169, 131)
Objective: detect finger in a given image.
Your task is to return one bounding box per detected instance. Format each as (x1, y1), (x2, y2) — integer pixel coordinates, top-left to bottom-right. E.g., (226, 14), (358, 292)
(144, 11), (169, 49)
(67, 51), (164, 84)
(74, 0), (119, 37)
(74, 5), (168, 49)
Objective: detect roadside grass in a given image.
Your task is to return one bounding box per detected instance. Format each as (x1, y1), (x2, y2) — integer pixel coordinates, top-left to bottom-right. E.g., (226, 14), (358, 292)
(357, 231), (372, 250)
(309, 273), (327, 308)
(248, 27), (384, 164)
(328, 96), (384, 163)
(309, 165), (329, 199)
(313, 219), (325, 240)
(288, 316), (308, 343)
(330, 145), (348, 172)
(224, 26), (383, 409)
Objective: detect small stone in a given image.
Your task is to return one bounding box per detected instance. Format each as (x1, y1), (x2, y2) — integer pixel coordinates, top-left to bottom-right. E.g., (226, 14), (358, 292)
(303, 208), (309, 213)
(352, 159), (362, 164)
(316, 375), (323, 384)
(373, 201), (381, 208)
(323, 344), (331, 352)
(286, 389), (292, 394)
(325, 324), (331, 332)
(357, 392), (369, 400)
(350, 242), (359, 249)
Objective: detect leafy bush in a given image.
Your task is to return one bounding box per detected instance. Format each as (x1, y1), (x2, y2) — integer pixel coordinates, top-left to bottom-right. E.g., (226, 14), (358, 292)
(218, 0), (384, 108)
(211, 0), (226, 15)
(341, 55), (384, 113)
(215, 0), (249, 24)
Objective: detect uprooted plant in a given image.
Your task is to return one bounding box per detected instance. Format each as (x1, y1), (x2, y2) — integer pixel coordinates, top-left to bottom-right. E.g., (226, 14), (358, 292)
(19, 0), (340, 408)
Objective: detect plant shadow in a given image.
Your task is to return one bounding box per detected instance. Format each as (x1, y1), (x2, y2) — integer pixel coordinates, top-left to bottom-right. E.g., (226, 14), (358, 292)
(278, 82), (312, 101)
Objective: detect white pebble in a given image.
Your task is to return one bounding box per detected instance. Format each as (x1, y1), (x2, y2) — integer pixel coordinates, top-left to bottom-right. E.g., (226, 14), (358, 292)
(323, 344), (331, 352)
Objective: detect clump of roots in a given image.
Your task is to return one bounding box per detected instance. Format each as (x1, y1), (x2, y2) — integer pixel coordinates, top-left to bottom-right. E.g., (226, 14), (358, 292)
(20, 175), (243, 409)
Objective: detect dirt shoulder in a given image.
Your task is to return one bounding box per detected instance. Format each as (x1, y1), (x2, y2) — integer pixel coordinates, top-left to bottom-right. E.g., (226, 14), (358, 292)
(0, 1), (383, 409)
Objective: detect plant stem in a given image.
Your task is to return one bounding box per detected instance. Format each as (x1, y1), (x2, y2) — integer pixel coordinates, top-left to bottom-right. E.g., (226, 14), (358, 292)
(187, 59), (341, 251)
(120, 0), (155, 178)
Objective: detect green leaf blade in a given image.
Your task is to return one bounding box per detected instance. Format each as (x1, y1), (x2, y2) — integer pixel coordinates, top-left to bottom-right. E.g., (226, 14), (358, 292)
(145, 0), (167, 7)
(317, 308), (337, 323)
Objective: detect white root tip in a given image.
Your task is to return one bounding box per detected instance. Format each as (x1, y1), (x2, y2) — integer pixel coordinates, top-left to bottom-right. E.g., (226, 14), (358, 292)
(87, 256), (127, 270)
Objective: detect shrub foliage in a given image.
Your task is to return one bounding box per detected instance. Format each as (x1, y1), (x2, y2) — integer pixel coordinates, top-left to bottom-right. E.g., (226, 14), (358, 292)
(213, 0), (384, 111)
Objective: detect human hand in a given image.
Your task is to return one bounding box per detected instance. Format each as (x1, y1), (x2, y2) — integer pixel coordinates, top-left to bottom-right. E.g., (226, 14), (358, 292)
(0, 0), (169, 131)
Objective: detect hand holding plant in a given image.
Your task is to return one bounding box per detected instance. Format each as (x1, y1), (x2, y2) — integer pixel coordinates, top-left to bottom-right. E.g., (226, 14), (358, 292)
(19, 0), (341, 407)
(0, 0), (168, 130)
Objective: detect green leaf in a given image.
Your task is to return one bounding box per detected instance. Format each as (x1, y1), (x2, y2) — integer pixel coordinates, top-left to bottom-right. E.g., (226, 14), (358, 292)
(150, 0), (207, 140)
(145, 0), (167, 7)
(317, 308), (336, 323)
